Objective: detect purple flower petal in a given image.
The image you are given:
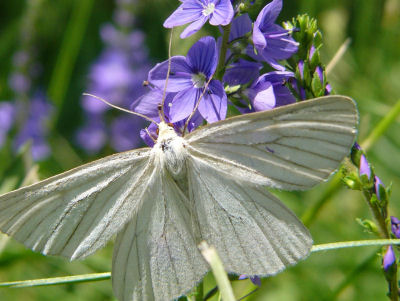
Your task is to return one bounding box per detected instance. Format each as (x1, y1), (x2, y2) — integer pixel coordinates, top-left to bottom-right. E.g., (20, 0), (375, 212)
(180, 15), (209, 38)
(223, 60), (262, 86)
(256, 0), (282, 31)
(186, 36), (218, 77)
(359, 154), (371, 179)
(140, 122), (158, 147)
(164, 0), (233, 38)
(375, 176), (384, 201)
(131, 88), (164, 118)
(209, 0), (234, 26)
(229, 14), (252, 41)
(148, 56), (193, 92)
(247, 81), (276, 111)
(169, 88), (200, 122)
(253, 0), (298, 69)
(391, 216), (400, 239)
(246, 71), (295, 110)
(163, 1), (203, 28)
(197, 80), (227, 123)
(383, 246), (396, 271)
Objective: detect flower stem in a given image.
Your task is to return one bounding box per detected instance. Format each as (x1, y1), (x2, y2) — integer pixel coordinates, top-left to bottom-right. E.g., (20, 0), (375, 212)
(362, 191), (398, 301)
(215, 23), (231, 81)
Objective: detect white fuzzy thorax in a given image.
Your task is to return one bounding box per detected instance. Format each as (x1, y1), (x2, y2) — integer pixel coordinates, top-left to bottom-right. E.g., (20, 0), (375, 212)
(154, 122), (188, 179)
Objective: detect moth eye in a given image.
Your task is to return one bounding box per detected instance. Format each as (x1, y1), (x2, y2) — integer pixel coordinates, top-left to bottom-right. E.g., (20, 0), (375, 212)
(167, 122), (174, 128)
(142, 80), (149, 86)
(156, 128), (159, 135)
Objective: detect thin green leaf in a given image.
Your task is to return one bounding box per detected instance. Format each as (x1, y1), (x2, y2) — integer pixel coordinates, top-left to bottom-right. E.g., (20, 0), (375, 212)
(362, 99), (400, 151)
(47, 0), (94, 110)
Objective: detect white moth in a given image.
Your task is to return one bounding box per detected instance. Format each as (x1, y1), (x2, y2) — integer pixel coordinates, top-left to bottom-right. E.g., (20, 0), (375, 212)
(0, 95), (358, 301)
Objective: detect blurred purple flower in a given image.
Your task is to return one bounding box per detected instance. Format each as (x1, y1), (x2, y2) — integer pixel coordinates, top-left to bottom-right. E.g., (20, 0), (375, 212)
(391, 216), (400, 239)
(148, 36), (227, 123)
(13, 95), (52, 161)
(0, 102), (15, 147)
(164, 0), (234, 38)
(238, 275), (261, 286)
(110, 115), (143, 152)
(242, 71), (295, 112)
(383, 245), (396, 271)
(76, 118), (107, 154)
(78, 14), (151, 153)
(9, 72), (31, 94)
(253, 0), (298, 70)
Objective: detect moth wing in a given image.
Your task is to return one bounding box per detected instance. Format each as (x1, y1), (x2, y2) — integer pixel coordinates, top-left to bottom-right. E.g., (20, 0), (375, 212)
(186, 96), (358, 190)
(112, 169), (208, 301)
(0, 148), (153, 260)
(187, 155), (312, 276)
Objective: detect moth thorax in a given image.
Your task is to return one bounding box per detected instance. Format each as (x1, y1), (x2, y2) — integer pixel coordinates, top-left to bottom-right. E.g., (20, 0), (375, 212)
(161, 136), (188, 179)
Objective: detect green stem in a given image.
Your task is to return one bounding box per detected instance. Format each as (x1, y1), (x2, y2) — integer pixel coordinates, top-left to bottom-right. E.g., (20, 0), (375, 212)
(215, 23), (231, 80)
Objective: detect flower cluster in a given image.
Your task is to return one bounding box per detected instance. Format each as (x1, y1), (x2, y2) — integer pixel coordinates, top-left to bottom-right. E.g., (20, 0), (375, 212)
(77, 0), (151, 153)
(134, 0), (300, 144)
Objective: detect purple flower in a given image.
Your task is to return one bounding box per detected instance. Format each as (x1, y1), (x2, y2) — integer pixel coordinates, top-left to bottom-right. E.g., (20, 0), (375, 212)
(164, 0), (234, 38)
(82, 50), (139, 114)
(391, 216), (400, 239)
(76, 118), (107, 154)
(359, 154), (371, 180)
(13, 95), (52, 161)
(0, 102), (15, 147)
(383, 245), (396, 271)
(9, 72), (31, 94)
(148, 36), (227, 123)
(243, 71), (295, 112)
(253, 0), (298, 70)
(238, 275), (261, 286)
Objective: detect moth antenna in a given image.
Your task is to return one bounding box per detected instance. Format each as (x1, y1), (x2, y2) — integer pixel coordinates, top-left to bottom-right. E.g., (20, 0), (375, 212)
(326, 38), (351, 75)
(182, 74), (214, 135)
(144, 127), (157, 143)
(159, 28), (174, 123)
(83, 93), (159, 125)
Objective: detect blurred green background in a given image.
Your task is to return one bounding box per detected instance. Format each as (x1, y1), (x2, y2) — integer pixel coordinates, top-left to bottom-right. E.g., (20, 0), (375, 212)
(0, 0), (399, 300)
